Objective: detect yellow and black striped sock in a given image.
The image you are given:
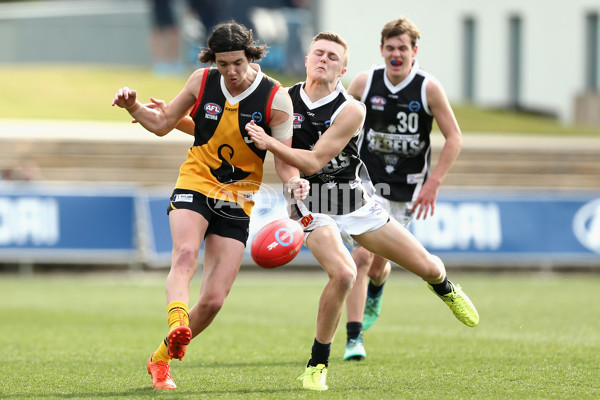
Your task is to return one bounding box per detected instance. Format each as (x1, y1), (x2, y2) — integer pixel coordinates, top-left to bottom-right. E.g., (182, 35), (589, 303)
(167, 301), (190, 330)
(151, 340), (171, 364)
(151, 301), (190, 364)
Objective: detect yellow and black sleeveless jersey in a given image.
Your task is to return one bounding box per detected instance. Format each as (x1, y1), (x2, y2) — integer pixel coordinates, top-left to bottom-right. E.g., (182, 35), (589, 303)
(175, 67), (281, 216)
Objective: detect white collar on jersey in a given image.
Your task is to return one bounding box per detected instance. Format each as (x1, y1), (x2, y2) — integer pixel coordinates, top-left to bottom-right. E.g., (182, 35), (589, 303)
(299, 80), (347, 110)
(383, 59), (420, 93)
(220, 63), (264, 105)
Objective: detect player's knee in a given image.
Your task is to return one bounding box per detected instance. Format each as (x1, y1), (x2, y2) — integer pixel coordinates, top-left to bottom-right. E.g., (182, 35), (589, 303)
(171, 246), (199, 275)
(368, 259), (390, 279)
(331, 262), (356, 291)
(422, 255), (446, 283)
(198, 294), (226, 317)
(352, 248), (374, 272)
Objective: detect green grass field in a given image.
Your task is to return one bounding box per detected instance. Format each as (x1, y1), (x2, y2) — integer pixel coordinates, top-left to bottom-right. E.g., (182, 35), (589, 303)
(1, 271), (598, 399)
(0, 64), (598, 136)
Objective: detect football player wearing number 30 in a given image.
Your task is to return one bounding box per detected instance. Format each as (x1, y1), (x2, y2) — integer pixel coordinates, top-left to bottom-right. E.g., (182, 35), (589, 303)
(343, 16), (470, 363)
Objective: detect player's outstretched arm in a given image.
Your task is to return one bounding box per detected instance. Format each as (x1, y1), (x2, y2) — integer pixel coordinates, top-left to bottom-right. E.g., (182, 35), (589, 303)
(247, 101), (365, 176)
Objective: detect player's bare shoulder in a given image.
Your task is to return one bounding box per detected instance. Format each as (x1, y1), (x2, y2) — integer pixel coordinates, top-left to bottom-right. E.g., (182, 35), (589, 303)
(347, 71), (370, 100)
(424, 73), (450, 109)
(183, 67), (210, 97)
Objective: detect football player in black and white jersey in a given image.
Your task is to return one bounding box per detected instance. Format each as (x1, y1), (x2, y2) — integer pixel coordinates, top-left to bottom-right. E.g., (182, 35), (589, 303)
(247, 30), (478, 391)
(342, 16), (467, 361)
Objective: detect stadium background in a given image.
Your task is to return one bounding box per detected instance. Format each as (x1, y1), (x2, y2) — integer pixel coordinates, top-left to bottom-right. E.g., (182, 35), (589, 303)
(1, 2), (599, 399)
(0, 0), (599, 273)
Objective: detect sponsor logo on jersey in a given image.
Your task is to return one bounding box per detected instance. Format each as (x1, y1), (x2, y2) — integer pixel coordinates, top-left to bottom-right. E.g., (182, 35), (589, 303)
(252, 111), (263, 123)
(408, 101), (421, 112)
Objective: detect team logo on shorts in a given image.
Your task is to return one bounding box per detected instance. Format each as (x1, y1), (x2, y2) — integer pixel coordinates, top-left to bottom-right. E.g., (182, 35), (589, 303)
(300, 214), (314, 228)
(369, 202), (382, 214)
(173, 193), (194, 203)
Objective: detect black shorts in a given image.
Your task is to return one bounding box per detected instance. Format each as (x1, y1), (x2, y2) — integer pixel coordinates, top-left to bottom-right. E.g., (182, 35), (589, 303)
(167, 189), (250, 245)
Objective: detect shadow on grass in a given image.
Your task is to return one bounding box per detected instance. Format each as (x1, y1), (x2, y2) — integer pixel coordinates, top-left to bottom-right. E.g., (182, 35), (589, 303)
(179, 359), (301, 369)
(3, 387), (306, 398)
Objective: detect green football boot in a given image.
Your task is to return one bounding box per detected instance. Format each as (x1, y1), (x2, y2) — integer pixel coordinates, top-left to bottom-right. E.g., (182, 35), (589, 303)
(297, 363), (328, 391)
(363, 291), (383, 331)
(428, 281), (479, 327)
(343, 333), (366, 361)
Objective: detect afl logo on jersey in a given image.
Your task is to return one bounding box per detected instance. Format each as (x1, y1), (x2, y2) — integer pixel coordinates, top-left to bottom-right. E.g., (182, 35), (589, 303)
(293, 113), (304, 129)
(204, 103), (222, 114)
(408, 101), (421, 112)
(252, 112), (263, 123)
(370, 96), (387, 106)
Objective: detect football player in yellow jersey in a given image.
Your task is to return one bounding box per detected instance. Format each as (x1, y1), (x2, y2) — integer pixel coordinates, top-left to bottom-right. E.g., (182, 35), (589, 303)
(112, 20), (308, 390)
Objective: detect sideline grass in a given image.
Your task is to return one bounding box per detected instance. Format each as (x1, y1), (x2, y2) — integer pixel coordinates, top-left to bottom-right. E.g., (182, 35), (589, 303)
(1, 271), (598, 399)
(1, 64), (598, 136)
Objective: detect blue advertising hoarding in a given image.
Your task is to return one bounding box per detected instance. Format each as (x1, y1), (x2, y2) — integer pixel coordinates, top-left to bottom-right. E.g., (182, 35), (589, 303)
(408, 190), (600, 266)
(143, 186), (600, 268)
(1, 183), (597, 268)
(0, 183), (138, 263)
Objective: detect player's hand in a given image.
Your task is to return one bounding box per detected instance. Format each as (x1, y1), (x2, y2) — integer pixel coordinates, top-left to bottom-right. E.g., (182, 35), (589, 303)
(246, 120), (272, 150)
(132, 97), (165, 123)
(410, 179), (438, 219)
(111, 87), (137, 109)
(287, 176), (310, 201)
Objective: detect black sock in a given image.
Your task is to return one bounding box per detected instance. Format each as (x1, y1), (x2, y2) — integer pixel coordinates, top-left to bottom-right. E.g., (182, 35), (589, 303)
(430, 277), (452, 296)
(368, 281), (384, 297)
(346, 322), (362, 341)
(308, 338), (331, 367)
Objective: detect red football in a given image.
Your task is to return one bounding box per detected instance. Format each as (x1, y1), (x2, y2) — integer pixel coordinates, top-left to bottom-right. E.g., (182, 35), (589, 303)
(251, 219), (304, 269)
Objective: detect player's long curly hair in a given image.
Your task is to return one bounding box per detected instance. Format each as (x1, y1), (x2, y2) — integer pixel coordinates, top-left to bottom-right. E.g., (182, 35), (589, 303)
(199, 20), (268, 64)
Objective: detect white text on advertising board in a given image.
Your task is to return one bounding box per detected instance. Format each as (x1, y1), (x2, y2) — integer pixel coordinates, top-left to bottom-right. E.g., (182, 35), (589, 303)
(0, 197), (59, 246)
